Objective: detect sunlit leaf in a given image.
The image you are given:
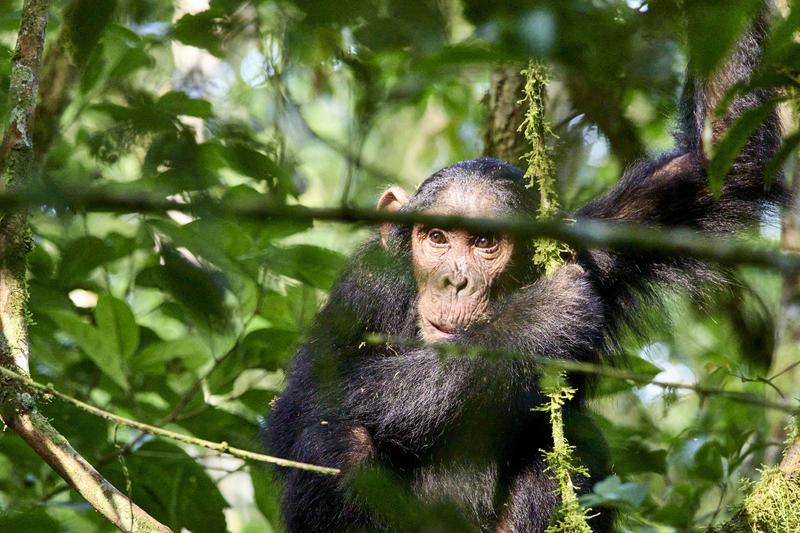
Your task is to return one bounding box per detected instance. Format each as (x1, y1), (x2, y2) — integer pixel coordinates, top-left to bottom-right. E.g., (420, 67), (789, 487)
(94, 293), (140, 360)
(158, 91), (214, 118)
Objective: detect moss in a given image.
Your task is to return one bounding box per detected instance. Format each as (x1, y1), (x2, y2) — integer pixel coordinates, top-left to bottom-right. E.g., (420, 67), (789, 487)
(537, 371), (594, 533)
(518, 61), (571, 275)
(786, 417), (799, 445)
(743, 466), (800, 532)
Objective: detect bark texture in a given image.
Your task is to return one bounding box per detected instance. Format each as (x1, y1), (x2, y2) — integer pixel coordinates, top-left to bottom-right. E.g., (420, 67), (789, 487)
(0, 2), (170, 531)
(484, 65), (529, 165)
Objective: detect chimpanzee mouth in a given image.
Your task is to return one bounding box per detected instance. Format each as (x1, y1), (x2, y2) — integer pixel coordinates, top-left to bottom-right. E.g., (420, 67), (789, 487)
(426, 319), (457, 336)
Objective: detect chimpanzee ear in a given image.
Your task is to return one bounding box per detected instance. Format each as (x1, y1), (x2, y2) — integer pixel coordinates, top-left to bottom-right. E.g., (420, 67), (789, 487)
(377, 186), (410, 247)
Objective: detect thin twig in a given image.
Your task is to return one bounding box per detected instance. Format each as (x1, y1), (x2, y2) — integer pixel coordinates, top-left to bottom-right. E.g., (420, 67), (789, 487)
(0, 365), (340, 475)
(368, 334), (800, 415)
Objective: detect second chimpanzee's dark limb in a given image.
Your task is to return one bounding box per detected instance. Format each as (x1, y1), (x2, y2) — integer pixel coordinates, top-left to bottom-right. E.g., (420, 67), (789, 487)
(577, 11), (783, 323)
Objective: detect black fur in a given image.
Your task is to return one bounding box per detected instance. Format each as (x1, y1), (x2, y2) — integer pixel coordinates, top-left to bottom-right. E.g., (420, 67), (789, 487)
(263, 11), (784, 533)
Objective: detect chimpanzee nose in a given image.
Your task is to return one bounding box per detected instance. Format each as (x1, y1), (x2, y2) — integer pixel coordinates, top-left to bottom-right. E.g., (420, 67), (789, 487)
(442, 271), (469, 292)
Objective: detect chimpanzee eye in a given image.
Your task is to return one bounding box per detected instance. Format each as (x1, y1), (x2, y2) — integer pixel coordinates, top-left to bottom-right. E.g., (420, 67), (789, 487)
(427, 229), (448, 245)
(474, 235), (498, 250)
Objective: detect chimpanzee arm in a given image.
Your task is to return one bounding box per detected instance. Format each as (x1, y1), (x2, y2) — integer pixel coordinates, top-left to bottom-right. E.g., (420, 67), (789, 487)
(576, 12), (783, 319)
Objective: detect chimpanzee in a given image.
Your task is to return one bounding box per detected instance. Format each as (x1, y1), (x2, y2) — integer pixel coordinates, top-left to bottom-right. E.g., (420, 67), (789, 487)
(264, 10), (784, 533)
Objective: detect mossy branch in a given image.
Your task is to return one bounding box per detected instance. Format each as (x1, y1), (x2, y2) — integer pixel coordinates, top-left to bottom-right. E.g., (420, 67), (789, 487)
(0, 189), (797, 273)
(0, 3), (171, 531)
(536, 371), (594, 533)
(519, 61), (571, 275)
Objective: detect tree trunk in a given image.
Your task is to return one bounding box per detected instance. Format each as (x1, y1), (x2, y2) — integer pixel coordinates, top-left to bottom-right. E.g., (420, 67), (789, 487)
(484, 65), (529, 165)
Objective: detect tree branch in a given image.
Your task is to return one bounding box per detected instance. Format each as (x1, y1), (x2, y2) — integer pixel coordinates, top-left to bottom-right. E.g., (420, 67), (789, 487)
(0, 3), (171, 531)
(0, 365), (340, 475)
(1, 187), (797, 272)
(368, 335), (799, 415)
(8, 410), (172, 533)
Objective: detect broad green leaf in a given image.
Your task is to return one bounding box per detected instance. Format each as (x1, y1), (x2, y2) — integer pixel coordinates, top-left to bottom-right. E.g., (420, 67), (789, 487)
(62, 0), (117, 67)
(144, 246), (230, 330)
(250, 466), (284, 531)
(764, 130), (800, 187)
(263, 244), (346, 289)
(220, 143), (295, 194)
(179, 409), (260, 450)
(0, 510), (63, 532)
(579, 475), (649, 511)
(596, 353), (662, 396)
(669, 436), (724, 482)
(57, 235), (134, 287)
(45, 309), (127, 388)
(206, 328), (298, 394)
(172, 9), (228, 57)
(95, 294), (139, 360)
(684, 0), (760, 77)
(158, 91), (214, 118)
(133, 337), (212, 374)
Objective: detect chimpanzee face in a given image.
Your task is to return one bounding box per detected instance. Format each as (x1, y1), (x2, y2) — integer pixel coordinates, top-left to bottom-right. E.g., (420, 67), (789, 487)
(377, 182), (515, 343)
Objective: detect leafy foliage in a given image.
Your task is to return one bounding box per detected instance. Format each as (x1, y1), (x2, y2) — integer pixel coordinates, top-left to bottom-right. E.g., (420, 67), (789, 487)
(1, 0), (799, 531)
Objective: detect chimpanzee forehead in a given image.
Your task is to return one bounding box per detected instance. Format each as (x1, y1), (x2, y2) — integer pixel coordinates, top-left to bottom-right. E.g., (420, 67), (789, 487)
(404, 157), (534, 217)
(425, 181), (511, 218)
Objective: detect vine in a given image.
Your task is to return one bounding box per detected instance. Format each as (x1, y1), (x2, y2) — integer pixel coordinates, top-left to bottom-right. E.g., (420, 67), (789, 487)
(518, 61), (571, 275)
(536, 371), (594, 533)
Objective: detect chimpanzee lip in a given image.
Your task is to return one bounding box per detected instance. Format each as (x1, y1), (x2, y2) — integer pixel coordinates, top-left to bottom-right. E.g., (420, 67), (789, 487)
(426, 318), (456, 336)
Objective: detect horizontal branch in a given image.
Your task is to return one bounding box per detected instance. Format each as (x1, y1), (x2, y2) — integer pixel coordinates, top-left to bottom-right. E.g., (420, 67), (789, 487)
(2, 188), (799, 272)
(368, 335), (800, 415)
(0, 366), (340, 476)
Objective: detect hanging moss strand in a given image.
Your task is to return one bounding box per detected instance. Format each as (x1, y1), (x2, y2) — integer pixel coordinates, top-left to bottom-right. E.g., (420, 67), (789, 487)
(518, 61), (571, 276)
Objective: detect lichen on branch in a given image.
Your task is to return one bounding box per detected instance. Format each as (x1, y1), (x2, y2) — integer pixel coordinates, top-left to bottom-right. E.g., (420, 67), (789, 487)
(518, 61), (571, 275)
(536, 371), (594, 533)
(0, 2), (171, 532)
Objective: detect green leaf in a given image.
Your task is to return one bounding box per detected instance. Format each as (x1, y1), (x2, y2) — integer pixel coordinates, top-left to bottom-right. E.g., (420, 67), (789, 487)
(250, 466), (283, 530)
(149, 246), (231, 330)
(179, 409), (260, 450)
(670, 436), (724, 482)
(220, 143), (295, 194)
(0, 510), (63, 532)
(685, 0), (761, 77)
(95, 294), (140, 360)
(764, 130), (800, 188)
(263, 244), (346, 289)
(133, 337), (212, 374)
(172, 9), (228, 57)
(707, 99), (779, 195)
(45, 309), (127, 388)
(612, 440), (667, 476)
(107, 44), (154, 80)
(102, 441), (227, 533)
(579, 475), (649, 511)
(57, 235), (134, 287)
(158, 91), (214, 118)
(62, 0), (118, 67)
(596, 353), (662, 396)
(206, 328), (298, 394)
